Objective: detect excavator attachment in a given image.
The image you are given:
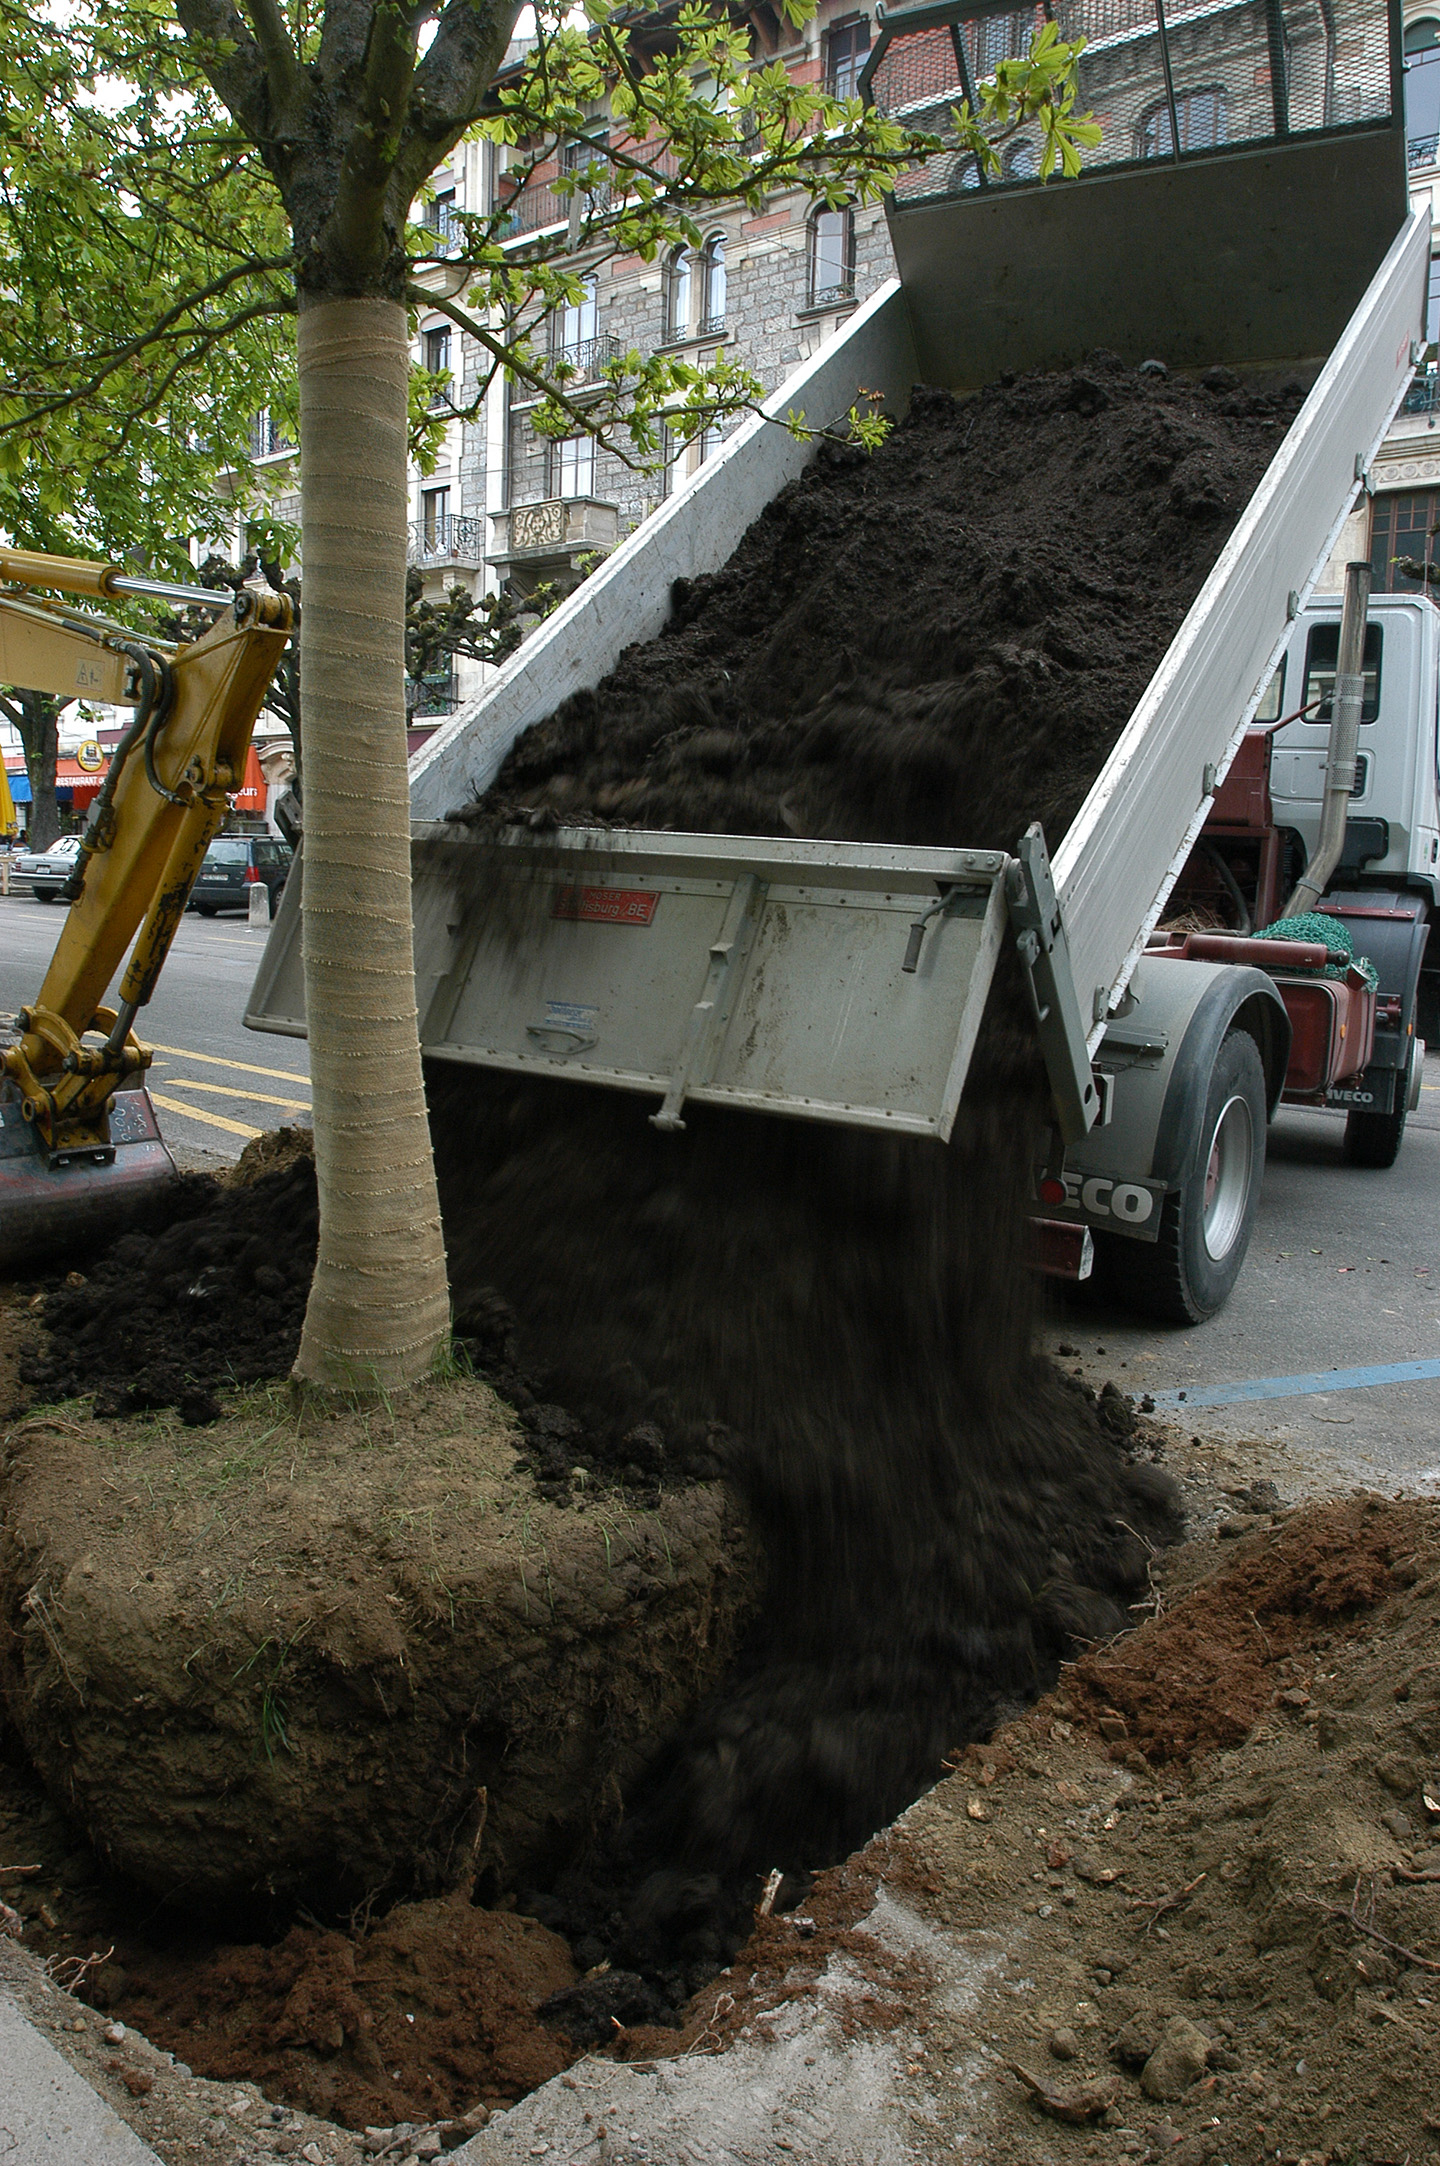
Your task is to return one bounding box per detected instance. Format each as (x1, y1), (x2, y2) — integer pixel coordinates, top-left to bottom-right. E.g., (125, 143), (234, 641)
(0, 552), (291, 1272)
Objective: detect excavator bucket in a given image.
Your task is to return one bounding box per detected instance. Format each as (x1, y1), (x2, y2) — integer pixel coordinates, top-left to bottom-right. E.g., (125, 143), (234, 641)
(0, 1086), (179, 1274)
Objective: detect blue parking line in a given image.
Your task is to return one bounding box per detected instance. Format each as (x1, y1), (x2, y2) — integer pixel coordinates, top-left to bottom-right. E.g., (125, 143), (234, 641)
(1149, 1358), (1440, 1409)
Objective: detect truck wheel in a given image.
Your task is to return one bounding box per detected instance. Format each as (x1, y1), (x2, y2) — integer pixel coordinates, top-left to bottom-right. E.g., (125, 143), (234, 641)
(1343, 1045), (1412, 1169)
(1103, 1028), (1267, 1326)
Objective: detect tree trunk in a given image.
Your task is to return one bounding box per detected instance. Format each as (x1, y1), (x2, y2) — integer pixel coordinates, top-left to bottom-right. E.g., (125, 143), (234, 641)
(292, 297), (451, 1389)
(18, 692), (61, 850)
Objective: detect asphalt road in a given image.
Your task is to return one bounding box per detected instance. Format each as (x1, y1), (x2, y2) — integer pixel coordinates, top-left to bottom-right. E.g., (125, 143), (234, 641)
(1045, 1048), (1440, 1494)
(4, 886), (1438, 1485)
(0, 889), (310, 1167)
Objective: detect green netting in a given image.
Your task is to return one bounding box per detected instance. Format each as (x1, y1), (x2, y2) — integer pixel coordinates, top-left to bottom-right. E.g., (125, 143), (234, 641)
(1262, 914), (1378, 989)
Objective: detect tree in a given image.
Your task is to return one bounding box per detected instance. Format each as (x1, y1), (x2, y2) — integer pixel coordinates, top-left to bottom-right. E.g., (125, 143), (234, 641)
(6, 0), (1096, 1392)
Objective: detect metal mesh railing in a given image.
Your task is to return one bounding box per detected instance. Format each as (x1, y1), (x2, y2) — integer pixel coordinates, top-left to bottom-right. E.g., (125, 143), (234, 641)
(865, 0), (1395, 207)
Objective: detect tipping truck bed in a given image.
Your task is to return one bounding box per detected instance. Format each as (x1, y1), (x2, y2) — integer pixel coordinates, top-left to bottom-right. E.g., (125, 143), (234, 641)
(247, 0), (1427, 1221)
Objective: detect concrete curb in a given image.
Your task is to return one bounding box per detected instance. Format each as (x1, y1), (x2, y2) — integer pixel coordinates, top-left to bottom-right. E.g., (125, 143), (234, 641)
(0, 1993), (165, 2164)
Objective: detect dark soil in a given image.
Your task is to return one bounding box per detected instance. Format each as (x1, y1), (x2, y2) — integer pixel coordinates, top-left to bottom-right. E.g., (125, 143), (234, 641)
(17, 1158), (316, 1423)
(452, 359), (1309, 851)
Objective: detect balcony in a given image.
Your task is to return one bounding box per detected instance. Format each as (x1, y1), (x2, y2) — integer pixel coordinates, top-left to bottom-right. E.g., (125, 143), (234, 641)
(547, 332), (623, 384)
(1404, 374), (1440, 414)
(498, 178), (613, 239)
(489, 496), (619, 567)
(1409, 134), (1439, 171)
(418, 203), (467, 257)
(408, 514), (487, 570)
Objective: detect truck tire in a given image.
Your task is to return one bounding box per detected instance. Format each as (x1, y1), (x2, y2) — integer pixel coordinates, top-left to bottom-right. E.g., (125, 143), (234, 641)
(1102, 1028), (1267, 1325)
(1343, 1042), (1412, 1169)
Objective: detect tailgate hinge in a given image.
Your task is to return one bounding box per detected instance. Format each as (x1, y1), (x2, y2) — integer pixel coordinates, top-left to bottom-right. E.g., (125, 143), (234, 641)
(1006, 823), (1103, 1145)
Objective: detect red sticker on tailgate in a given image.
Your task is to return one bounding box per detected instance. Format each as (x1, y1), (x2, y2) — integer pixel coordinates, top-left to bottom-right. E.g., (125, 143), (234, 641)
(552, 885), (658, 925)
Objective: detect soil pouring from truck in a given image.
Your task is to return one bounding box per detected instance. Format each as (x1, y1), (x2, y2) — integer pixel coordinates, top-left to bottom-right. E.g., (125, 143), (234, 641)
(243, 0), (1430, 1325)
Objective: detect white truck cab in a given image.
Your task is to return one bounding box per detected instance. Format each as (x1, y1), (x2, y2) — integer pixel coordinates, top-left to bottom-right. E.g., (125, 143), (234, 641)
(1269, 590), (1440, 907)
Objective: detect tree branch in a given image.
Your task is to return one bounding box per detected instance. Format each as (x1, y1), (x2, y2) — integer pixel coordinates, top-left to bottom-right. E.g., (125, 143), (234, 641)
(0, 268), (295, 435)
(173, 0), (273, 146)
(238, 0), (308, 138)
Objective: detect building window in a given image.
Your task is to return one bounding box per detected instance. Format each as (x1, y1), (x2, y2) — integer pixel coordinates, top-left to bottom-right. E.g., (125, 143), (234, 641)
(665, 247), (693, 341)
(554, 274), (599, 359)
(808, 207), (855, 308)
(700, 234), (726, 334)
(249, 411), (290, 458)
(1371, 491), (1440, 594)
(826, 14), (870, 100)
(423, 326), (452, 408)
(424, 187), (458, 252)
(664, 419), (724, 496)
(421, 485), (450, 548)
(1138, 87), (1226, 158)
(1406, 20), (1440, 170)
(553, 435), (595, 499)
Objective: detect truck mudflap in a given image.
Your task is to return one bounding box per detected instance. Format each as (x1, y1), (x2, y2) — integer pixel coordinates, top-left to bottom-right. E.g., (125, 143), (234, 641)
(1033, 959), (1290, 1247)
(1313, 889), (1430, 1112)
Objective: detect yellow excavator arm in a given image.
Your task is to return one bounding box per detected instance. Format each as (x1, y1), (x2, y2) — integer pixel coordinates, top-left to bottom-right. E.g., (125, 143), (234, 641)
(0, 548), (291, 1263)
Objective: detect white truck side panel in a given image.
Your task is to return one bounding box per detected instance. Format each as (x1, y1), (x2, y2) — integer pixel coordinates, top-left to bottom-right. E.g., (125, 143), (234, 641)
(1052, 209), (1431, 1054)
(407, 279), (919, 823)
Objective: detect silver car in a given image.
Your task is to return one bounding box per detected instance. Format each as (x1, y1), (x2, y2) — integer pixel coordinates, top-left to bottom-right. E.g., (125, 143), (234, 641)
(12, 833), (83, 901)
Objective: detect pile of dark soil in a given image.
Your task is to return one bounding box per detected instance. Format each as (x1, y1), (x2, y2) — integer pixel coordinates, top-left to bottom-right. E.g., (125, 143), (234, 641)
(454, 358), (1308, 850)
(18, 1157), (316, 1422)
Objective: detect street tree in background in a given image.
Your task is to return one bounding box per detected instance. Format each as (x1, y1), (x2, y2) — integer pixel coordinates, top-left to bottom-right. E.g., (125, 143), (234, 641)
(4, 0), (1097, 1392)
(0, 0), (296, 843)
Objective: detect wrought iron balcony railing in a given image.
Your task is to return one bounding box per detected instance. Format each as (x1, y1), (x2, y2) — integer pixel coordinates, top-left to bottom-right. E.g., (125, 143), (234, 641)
(419, 203), (467, 257)
(547, 332), (623, 383)
(408, 514), (487, 567)
(1404, 374), (1440, 414)
(1409, 134), (1440, 171)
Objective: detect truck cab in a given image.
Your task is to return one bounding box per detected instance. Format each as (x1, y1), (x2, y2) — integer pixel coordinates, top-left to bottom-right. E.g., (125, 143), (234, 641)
(1269, 591), (1440, 909)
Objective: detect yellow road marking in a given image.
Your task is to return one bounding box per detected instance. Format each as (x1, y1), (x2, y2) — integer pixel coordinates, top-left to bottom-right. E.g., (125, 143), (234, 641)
(146, 1041), (308, 1085)
(151, 1092), (262, 1140)
(163, 1078), (310, 1112)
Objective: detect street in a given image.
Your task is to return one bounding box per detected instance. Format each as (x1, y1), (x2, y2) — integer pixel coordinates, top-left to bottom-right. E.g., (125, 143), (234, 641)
(4, 888), (1439, 1486)
(1045, 1050), (1440, 1493)
(0, 889), (310, 1166)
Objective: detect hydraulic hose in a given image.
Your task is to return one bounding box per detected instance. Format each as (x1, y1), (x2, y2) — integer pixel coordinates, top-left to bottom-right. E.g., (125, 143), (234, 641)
(57, 641), (172, 904)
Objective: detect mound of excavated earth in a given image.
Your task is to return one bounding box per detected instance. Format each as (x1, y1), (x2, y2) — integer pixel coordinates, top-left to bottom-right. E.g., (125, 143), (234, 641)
(0, 1375), (753, 1916)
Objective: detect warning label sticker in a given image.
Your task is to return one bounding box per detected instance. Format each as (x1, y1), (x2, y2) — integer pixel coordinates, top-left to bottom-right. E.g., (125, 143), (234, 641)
(552, 885), (658, 925)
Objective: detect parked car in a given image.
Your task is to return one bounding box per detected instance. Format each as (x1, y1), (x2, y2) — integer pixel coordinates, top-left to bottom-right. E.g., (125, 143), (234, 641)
(12, 833), (84, 901)
(189, 835), (292, 915)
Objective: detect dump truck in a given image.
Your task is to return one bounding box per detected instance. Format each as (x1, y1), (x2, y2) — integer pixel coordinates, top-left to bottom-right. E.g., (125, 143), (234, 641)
(1, 0), (1428, 1319)
(242, 0), (1431, 1325)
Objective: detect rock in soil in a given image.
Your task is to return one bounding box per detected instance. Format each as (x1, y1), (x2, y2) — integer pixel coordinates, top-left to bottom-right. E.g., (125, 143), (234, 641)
(0, 1376), (753, 1913)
